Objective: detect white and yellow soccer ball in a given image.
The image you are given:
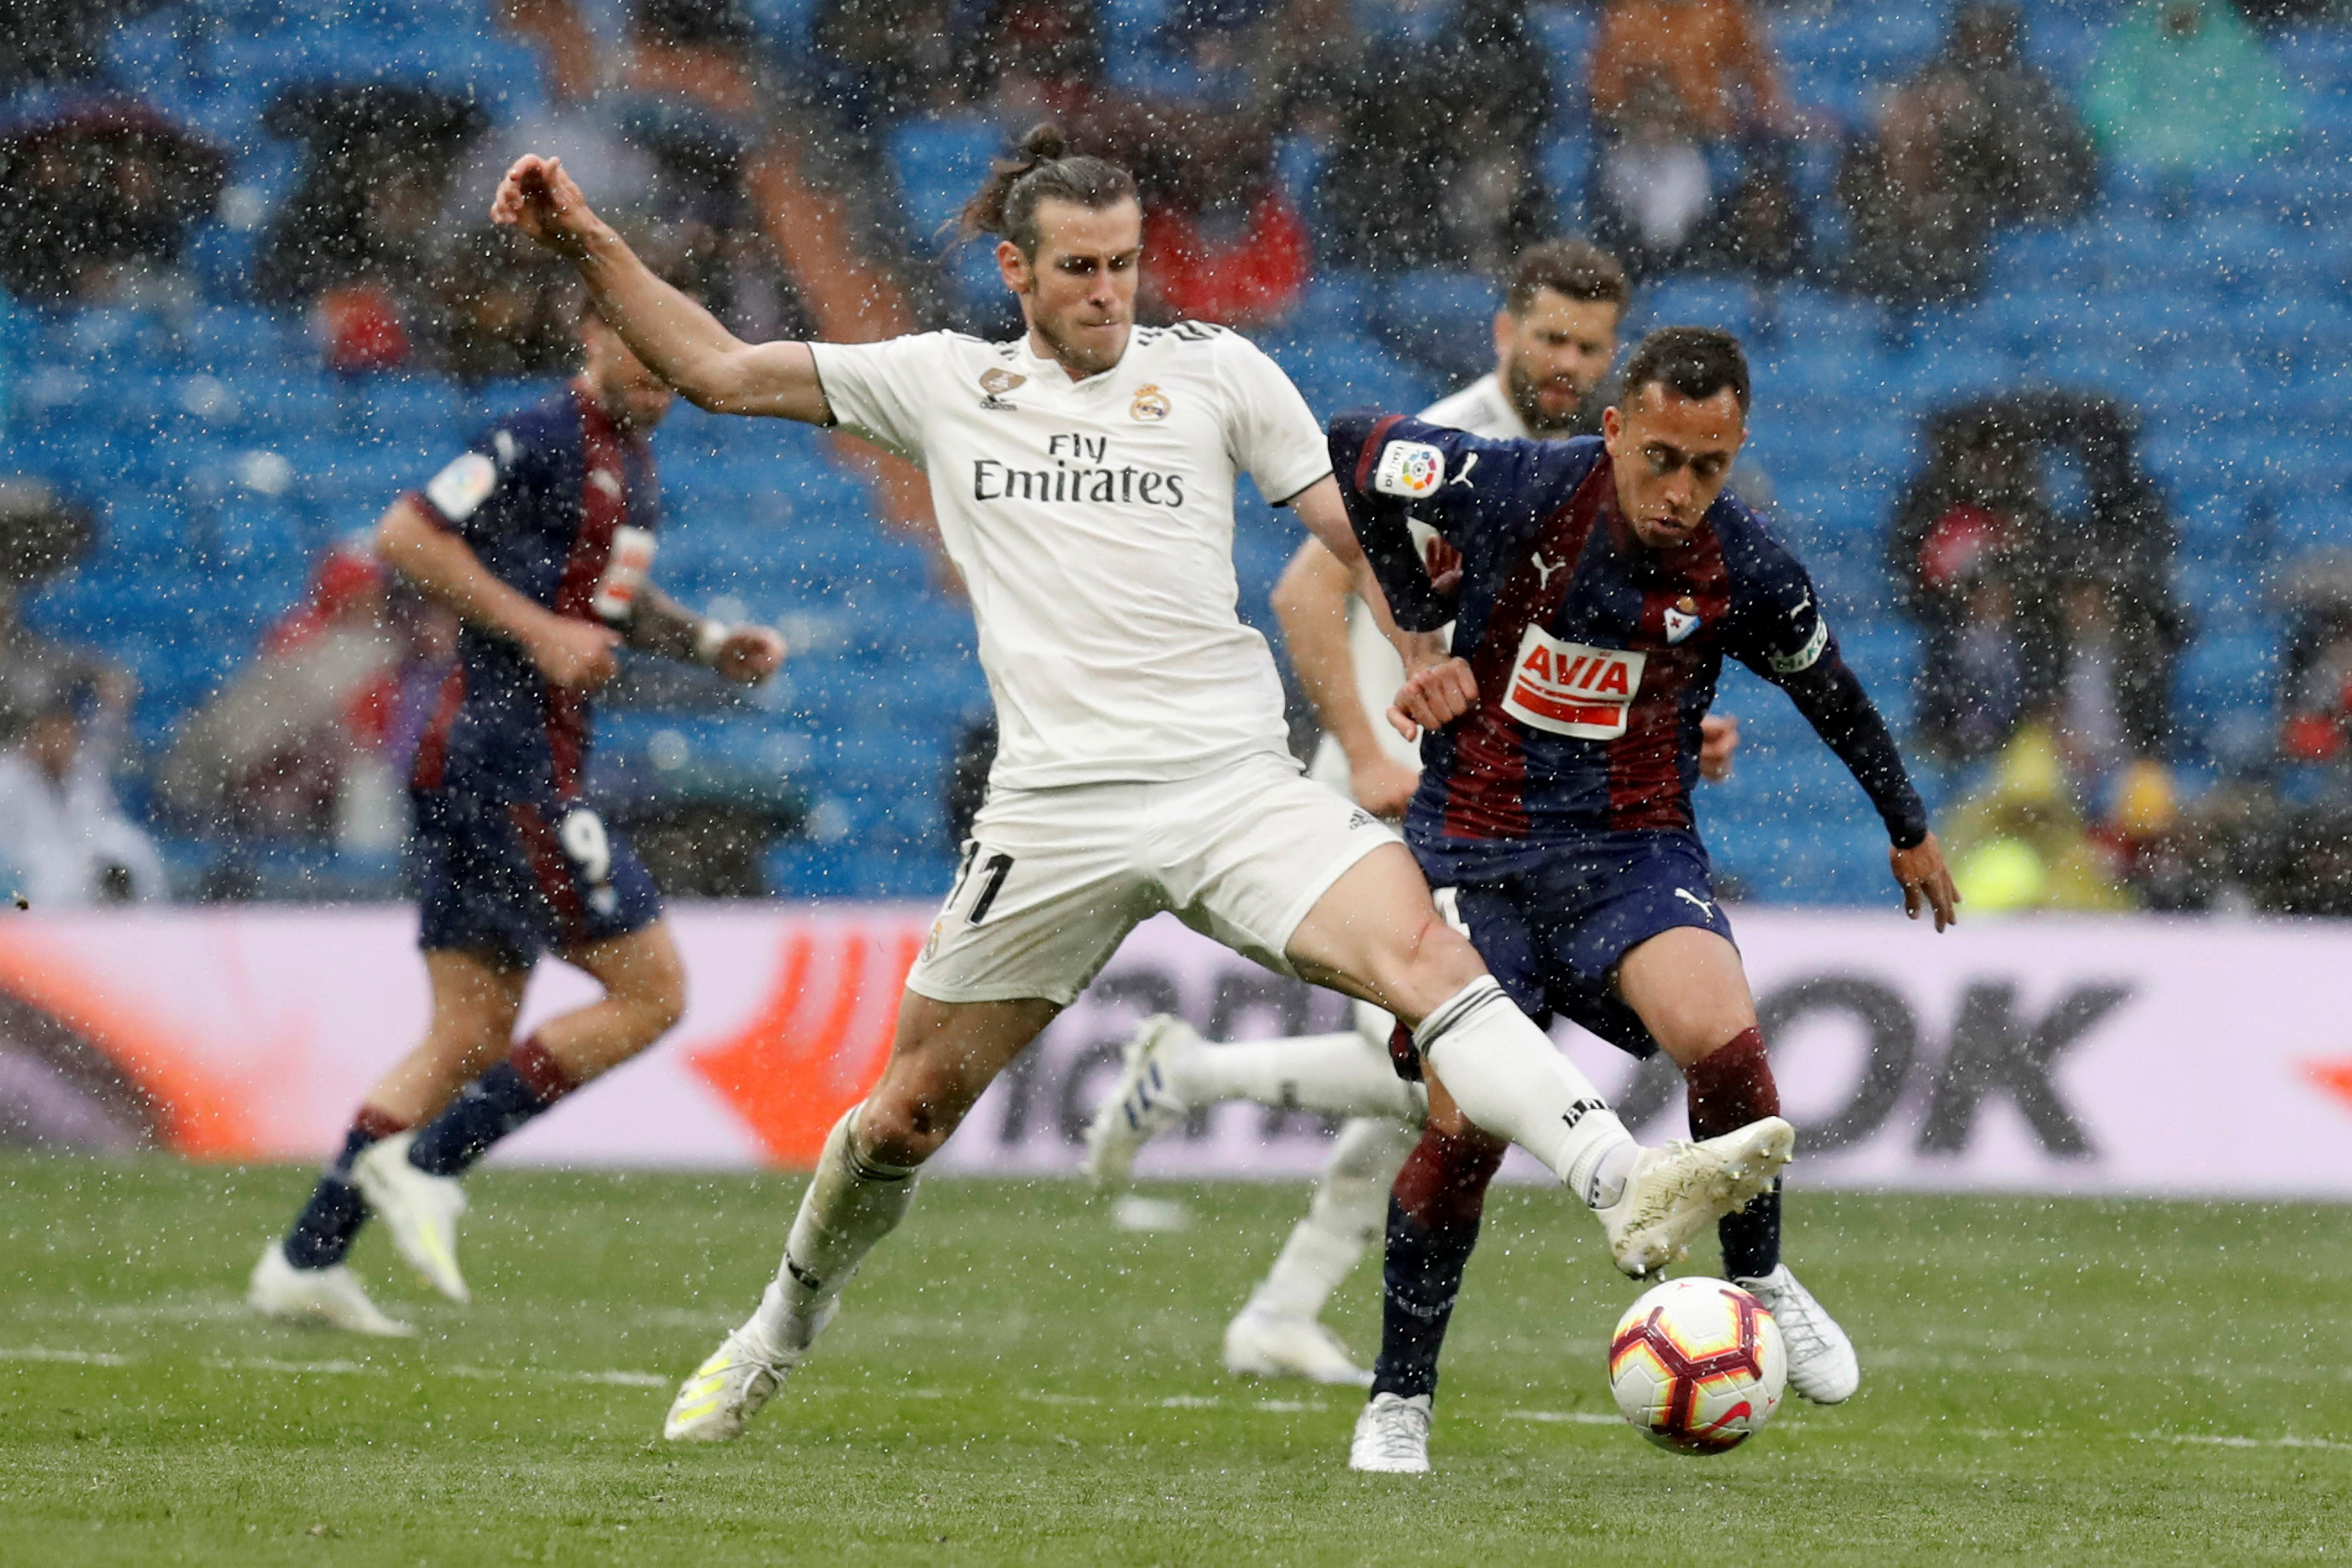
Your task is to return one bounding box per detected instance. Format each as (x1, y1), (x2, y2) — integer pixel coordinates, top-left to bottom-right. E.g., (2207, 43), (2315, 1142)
(1608, 1276), (1788, 1455)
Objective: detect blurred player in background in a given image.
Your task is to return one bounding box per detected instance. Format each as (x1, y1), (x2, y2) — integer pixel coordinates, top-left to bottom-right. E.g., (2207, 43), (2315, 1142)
(487, 128), (1796, 1445)
(248, 307), (785, 1335)
(1085, 239), (1736, 1389)
(1324, 327), (1960, 1470)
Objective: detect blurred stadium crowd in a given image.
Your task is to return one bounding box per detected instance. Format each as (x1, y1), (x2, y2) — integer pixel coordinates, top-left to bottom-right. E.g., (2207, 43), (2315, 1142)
(1, 0), (2350, 916)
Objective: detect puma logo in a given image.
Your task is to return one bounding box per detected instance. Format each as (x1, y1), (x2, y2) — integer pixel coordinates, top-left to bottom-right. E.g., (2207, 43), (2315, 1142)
(1448, 453), (1479, 489)
(1532, 552), (1566, 590)
(1675, 888), (1718, 919)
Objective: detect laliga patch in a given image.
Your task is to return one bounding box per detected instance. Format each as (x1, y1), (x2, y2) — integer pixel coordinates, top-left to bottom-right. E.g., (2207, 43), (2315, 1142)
(1374, 440), (1445, 499)
(425, 450), (497, 520)
(1767, 615), (1829, 674)
(1502, 625), (1646, 740)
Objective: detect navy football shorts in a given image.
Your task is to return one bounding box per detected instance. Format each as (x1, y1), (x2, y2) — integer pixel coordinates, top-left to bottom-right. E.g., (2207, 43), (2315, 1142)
(410, 786), (661, 965)
(1430, 829), (1735, 1062)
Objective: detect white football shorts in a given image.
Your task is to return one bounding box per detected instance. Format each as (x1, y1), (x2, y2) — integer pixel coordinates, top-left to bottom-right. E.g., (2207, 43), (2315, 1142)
(906, 751), (1401, 1007)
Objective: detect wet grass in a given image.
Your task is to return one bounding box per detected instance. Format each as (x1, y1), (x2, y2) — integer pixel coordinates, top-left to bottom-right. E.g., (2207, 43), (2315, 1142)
(3, 1155), (2348, 1564)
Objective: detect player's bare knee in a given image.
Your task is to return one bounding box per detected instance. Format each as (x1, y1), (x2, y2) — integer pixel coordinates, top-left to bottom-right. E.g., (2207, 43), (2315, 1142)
(1383, 912), (1486, 1019)
(853, 1096), (945, 1168)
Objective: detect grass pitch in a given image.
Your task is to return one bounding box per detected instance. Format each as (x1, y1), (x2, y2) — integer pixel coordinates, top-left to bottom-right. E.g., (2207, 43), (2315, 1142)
(3, 1156), (2348, 1565)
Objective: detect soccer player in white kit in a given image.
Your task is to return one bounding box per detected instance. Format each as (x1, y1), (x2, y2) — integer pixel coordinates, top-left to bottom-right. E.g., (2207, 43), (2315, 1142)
(487, 126), (1793, 1447)
(1082, 240), (1730, 1386)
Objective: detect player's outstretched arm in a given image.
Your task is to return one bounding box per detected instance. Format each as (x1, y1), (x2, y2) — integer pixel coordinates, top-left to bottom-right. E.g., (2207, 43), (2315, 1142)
(1291, 476), (1448, 674)
(1270, 539), (1418, 816)
(491, 155), (828, 423)
(626, 586), (786, 686)
(376, 499), (620, 690)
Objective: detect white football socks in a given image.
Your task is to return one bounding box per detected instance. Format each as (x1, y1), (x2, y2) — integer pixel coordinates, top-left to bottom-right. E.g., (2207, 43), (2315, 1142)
(1168, 1032), (1426, 1122)
(1414, 976), (1636, 1209)
(1245, 1117), (1418, 1320)
(746, 1106), (919, 1355)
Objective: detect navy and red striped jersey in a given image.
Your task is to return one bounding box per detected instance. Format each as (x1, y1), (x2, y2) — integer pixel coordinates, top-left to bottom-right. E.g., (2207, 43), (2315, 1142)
(1329, 412), (1927, 881)
(406, 384), (662, 804)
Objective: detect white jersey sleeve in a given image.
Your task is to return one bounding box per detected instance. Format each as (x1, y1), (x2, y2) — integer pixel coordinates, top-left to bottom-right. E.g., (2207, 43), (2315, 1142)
(1215, 331), (1332, 505)
(1322, 375), (1517, 793)
(808, 333), (948, 464)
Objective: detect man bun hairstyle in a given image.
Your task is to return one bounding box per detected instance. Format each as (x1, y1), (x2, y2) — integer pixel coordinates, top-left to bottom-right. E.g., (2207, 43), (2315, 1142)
(1506, 238), (1632, 317)
(957, 123), (1137, 256)
(1619, 325), (1751, 414)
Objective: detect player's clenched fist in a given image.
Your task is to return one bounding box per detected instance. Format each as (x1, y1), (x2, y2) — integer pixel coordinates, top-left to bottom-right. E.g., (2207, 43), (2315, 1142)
(491, 155), (602, 258)
(1698, 713), (1739, 782)
(711, 626), (787, 686)
(526, 614), (623, 691)
(1388, 656), (1479, 740)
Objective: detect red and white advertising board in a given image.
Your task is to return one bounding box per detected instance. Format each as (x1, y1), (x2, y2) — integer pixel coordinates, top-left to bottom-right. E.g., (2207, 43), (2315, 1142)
(5, 905), (2351, 1199)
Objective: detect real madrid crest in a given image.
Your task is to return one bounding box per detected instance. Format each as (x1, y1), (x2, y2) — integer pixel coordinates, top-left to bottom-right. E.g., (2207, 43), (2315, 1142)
(1130, 383), (1171, 422)
(978, 367), (1025, 411)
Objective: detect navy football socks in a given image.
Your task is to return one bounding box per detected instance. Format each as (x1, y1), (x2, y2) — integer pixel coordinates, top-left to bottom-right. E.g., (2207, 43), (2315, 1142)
(1369, 1199), (1483, 1401)
(1721, 1177), (1783, 1281)
(282, 1108), (407, 1270)
(406, 1037), (577, 1177)
(1686, 1027), (1783, 1280)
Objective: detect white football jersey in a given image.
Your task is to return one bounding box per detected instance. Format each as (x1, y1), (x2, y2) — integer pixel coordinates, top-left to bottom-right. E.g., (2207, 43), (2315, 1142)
(811, 324), (1331, 791)
(1317, 372), (1526, 787)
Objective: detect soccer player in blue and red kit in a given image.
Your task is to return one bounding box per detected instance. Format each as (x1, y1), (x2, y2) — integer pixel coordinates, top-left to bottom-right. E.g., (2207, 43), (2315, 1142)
(249, 308), (785, 1335)
(1324, 326), (1961, 1470)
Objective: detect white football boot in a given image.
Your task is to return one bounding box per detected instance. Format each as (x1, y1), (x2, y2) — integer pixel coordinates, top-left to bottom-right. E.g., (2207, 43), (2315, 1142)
(350, 1132), (470, 1303)
(1081, 1014), (1200, 1188)
(1348, 1392), (1432, 1473)
(1736, 1263), (1859, 1404)
(1224, 1306), (1375, 1388)
(663, 1314), (828, 1442)
(246, 1242), (415, 1338)
(1596, 1117), (1795, 1279)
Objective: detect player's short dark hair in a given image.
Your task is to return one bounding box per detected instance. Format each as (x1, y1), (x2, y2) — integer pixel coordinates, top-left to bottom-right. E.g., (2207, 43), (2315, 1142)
(1505, 239), (1631, 317)
(1619, 326), (1751, 414)
(957, 123), (1137, 258)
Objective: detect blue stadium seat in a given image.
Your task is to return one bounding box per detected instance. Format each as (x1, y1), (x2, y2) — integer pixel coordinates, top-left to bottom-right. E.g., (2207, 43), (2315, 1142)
(1374, 269), (1499, 380)
(890, 117), (1007, 242)
(1635, 277), (1758, 341)
(1287, 271), (1375, 337)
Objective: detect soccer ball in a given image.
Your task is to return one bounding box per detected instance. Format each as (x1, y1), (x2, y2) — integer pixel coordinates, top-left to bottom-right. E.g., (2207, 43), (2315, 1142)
(1607, 1276), (1788, 1455)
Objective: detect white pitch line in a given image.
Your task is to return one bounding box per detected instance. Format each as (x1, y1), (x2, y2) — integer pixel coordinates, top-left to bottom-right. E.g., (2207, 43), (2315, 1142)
(1505, 1409), (1623, 1427)
(202, 1357), (379, 1376)
(0, 1346), (132, 1366)
(2143, 1431), (2352, 1454)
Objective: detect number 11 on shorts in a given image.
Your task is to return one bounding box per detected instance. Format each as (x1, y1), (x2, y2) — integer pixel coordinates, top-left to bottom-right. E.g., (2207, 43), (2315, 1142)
(966, 851), (1013, 924)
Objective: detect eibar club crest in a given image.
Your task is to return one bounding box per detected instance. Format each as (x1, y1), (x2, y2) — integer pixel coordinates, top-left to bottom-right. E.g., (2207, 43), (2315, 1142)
(978, 367), (1025, 411)
(1130, 383), (1171, 422)
(1664, 594), (1702, 644)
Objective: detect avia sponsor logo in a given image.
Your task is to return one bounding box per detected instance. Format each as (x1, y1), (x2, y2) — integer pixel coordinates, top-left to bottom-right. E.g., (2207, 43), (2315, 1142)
(1502, 626), (1646, 740)
(972, 432), (1187, 509)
